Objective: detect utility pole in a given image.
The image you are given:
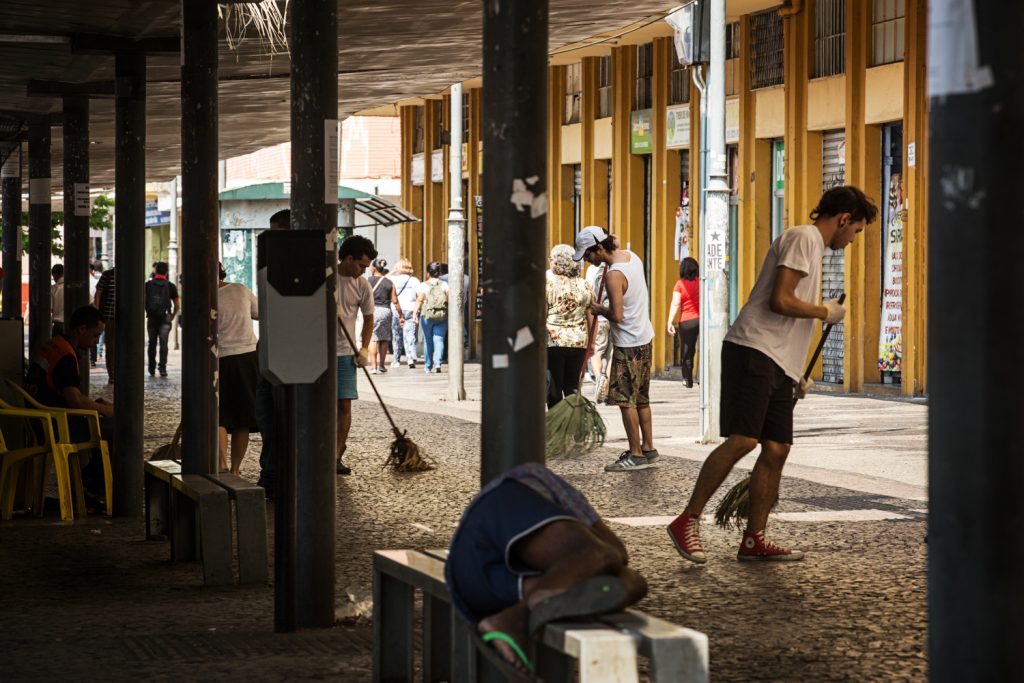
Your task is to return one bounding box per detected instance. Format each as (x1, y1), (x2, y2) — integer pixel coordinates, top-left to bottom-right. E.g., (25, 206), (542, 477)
(447, 82), (466, 401)
(928, 0), (1023, 678)
(699, 0), (729, 443)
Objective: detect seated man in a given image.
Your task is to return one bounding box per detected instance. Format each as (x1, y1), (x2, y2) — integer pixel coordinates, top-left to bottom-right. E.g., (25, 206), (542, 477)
(25, 305), (114, 497)
(446, 462), (647, 677)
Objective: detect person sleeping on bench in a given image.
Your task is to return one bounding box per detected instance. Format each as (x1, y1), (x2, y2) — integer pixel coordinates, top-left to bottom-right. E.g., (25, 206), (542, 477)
(446, 462), (648, 678)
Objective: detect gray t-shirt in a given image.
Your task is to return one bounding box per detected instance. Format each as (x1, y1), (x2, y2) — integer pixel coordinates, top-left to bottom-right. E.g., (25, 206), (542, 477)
(725, 225), (825, 381)
(335, 274), (374, 356)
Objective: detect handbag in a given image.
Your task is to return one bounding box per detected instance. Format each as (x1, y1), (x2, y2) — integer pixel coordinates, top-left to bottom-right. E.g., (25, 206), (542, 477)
(148, 422), (181, 462)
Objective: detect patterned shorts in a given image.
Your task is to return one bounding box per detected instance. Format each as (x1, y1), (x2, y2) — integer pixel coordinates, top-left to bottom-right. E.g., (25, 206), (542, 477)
(607, 342), (652, 407)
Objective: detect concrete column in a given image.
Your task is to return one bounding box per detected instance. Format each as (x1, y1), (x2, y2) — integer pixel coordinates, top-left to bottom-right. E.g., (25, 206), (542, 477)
(63, 96), (91, 392)
(480, 0), (548, 485)
(27, 122), (51, 357)
(2, 143), (23, 319)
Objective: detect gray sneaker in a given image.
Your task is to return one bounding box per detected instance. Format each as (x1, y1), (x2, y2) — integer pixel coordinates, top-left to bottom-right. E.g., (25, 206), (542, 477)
(604, 451), (652, 472)
(643, 448), (659, 462)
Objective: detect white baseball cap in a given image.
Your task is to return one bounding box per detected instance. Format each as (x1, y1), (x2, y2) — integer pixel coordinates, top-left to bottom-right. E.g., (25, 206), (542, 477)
(572, 225), (610, 261)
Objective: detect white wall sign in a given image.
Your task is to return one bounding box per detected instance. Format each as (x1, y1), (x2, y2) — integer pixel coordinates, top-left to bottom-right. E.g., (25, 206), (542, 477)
(725, 98), (740, 144)
(665, 105), (691, 149)
(907, 142), (916, 168)
(411, 153), (425, 186)
(74, 183), (90, 216)
(704, 228), (726, 272)
(430, 149), (444, 184)
(1, 148), (19, 178)
(324, 119), (339, 204)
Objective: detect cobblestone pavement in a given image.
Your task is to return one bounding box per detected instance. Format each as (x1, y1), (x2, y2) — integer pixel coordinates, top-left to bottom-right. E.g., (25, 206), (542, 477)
(0, 352), (927, 681)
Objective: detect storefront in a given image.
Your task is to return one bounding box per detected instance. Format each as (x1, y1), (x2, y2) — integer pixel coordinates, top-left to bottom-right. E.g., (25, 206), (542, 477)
(879, 123), (904, 385)
(821, 129), (846, 384)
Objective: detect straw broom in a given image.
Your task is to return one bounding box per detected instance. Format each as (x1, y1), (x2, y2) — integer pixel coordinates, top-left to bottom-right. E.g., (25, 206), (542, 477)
(546, 265), (608, 458)
(338, 318), (433, 473)
(714, 293), (846, 529)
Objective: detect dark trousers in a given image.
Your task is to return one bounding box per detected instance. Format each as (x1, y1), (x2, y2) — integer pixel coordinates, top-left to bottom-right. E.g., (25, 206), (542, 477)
(147, 317), (171, 373)
(676, 319), (699, 386)
(546, 346), (587, 409)
(255, 377), (281, 493)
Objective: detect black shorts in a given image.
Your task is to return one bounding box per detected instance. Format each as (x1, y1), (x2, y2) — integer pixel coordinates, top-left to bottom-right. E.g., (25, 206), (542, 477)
(720, 341), (795, 444)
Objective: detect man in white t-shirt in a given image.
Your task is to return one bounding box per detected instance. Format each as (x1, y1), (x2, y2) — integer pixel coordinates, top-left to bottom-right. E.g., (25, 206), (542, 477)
(668, 185), (877, 563)
(574, 226), (658, 473)
(335, 235), (376, 475)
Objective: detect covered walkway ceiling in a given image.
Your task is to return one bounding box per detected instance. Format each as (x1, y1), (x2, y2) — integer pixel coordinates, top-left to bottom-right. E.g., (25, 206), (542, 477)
(0, 0), (681, 190)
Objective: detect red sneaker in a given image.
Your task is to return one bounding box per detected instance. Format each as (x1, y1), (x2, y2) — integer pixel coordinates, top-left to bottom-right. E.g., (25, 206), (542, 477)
(667, 511), (706, 564)
(737, 530), (804, 561)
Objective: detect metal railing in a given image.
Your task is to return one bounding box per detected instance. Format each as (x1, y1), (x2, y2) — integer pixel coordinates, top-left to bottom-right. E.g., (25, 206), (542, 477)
(813, 0), (846, 78)
(871, 0), (906, 65)
(749, 9), (784, 90)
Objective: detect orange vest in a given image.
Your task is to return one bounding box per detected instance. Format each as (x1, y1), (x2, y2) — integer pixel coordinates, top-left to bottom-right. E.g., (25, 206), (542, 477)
(39, 335), (78, 393)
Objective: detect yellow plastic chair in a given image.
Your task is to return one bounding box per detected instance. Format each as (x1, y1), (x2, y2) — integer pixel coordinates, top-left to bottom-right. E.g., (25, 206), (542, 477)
(4, 380), (113, 517)
(0, 407), (76, 521)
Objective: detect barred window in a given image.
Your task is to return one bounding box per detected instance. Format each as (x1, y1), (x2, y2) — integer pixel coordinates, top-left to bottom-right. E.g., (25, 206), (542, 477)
(597, 56), (613, 119)
(871, 0), (905, 66)
(634, 43), (653, 110)
(413, 106), (425, 153)
(670, 60), (690, 105)
(725, 21), (740, 96)
(462, 92), (470, 140)
(813, 0), (846, 78)
(564, 62), (582, 125)
(749, 9), (784, 90)
(431, 100), (443, 148)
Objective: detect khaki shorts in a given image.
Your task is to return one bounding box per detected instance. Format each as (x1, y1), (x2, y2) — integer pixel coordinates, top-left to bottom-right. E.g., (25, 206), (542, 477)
(593, 320), (610, 358)
(606, 343), (652, 407)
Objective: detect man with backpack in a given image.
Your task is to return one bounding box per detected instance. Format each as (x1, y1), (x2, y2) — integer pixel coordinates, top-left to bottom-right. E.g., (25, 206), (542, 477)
(413, 261), (449, 374)
(144, 261), (179, 377)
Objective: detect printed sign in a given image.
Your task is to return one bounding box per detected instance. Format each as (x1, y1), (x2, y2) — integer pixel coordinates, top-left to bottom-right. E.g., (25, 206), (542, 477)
(725, 98), (739, 143)
(878, 174), (904, 374)
(74, 183), (90, 217)
(461, 142), (469, 175)
(411, 153), (425, 186)
(907, 142), (916, 168)
(431, 149), (444, 183)
(475, 195), (484, 321)
(704, 227), (726, 272)
(630, 109), (653, 154)
(324, 119), (339, 204)
(665, 105), (691, 149)
(772, 140), (785, 191)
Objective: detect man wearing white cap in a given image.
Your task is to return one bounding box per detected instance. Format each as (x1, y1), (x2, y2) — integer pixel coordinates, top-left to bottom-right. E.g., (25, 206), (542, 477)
(573, 226), (658, 472)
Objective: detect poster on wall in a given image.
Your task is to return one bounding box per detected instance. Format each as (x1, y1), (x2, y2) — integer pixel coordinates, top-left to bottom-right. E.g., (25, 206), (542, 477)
(475, 195), (484, 321)
(673, 188), (691, 260)
(431, 149), (444, 183)
(878, 174), (904, 375)
(411, 153), (425, 186)
(665, 105), (690, 149)
(630, 109), (653, 154)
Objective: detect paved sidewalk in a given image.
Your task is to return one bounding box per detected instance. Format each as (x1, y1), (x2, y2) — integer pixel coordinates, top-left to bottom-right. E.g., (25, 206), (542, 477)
(0, 352), (928, 681)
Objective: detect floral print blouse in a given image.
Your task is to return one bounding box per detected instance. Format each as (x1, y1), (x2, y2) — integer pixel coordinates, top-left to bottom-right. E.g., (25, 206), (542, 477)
(546, 275), (595, 348)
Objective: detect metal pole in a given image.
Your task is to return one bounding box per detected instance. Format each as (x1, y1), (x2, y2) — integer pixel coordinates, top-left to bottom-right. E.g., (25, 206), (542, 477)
(692, 67), (709, 435)
(63, 95), (90, 393)
(284, 0), (337, 630)
(700, 0), (729, 444)
(928, 0), (1023, 678)
(168, 175), (179, 350)
(113, 51), (146, 517)
(447, 82), (466, 401)
(180, 0), (219, 479)
(481, 0), (548, 485)
(27, 121), (51, 358)
(1, 142), (22, 319)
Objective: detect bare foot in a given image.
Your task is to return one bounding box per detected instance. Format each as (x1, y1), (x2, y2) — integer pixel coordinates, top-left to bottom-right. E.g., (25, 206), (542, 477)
(478, 602), (531, 671)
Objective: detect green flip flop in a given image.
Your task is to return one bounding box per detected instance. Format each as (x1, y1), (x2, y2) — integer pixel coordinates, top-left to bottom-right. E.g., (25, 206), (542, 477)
(479, 630), (536, 679)
(528, 575), (629, 637)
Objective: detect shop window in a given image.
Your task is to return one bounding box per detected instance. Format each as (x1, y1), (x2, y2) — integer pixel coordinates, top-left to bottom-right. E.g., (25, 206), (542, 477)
(564, 62), (582, 125)
(634, 43), (653, 111)
(749, 9), (784, 90)
(670, 62), (691, 106)
(872, 0), (906, 66)
(413, 106), (425, 154)
(725, 21), (740, 96)
(462, 92), (470, 140)
(597, 56), (613, 119)
(813, 0), (846, 78)
(431, 100), (444, 149)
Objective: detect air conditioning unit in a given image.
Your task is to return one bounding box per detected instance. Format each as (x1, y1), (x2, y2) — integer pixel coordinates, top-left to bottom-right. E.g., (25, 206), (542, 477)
(666, 1), (711, 66)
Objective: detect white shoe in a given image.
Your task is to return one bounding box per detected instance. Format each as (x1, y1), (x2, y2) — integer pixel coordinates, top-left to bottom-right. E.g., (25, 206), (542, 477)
(390, 361), (401, 368)
(369, 368), (378, 374)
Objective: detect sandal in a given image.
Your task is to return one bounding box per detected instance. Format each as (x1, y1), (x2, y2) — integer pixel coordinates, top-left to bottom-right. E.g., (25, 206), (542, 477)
(528, 575), (629, 637)
(478, 631), (536, 681)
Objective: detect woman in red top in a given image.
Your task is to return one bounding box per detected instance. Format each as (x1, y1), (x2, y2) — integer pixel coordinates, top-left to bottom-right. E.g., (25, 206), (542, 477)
(666, 257), (700, 388)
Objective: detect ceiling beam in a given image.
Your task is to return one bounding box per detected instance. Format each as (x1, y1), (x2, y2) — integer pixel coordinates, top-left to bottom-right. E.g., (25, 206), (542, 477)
(27, 80), (116, 98)
(70, 34), (180, 55)
(0, 110), (63, 126)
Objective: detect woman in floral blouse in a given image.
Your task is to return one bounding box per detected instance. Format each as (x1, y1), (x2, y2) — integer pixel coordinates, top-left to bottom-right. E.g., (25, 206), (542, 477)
(546, 244), (595, 408)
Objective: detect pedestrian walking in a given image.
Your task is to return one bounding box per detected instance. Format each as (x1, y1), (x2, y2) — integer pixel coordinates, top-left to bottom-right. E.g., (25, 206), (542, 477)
(335, 235), (376, 475)
(50, 264), (65, 338)
(388, 258), (420, 369)
(545, 244), (594, 408)
(413, 261), (448, 374)
(144, 261), (179, 377)
(667, 257), (700, 388)
(216, 262), (260, 476)
(88, 261), (103, 367)
(367, 258), (401, 374)
(93, 265), (116, 384)
(574, 226), (658, 472)
(667, 186), (877, 563)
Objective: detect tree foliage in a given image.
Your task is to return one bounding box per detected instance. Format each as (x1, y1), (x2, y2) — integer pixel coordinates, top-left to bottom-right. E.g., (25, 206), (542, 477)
(0, 192), (113, 260)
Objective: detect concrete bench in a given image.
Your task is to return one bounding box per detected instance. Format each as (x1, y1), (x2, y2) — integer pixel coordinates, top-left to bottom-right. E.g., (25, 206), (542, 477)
(206, 472), (268, 584)
(372, 548), (709, 683)
(169, 473), (232, 586)
(144, 459), (180, 540)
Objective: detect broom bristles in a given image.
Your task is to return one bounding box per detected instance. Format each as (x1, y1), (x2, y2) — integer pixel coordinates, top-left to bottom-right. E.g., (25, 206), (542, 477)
(713, 475), (781, 529)
(546, 393), (607, 458)
(383, 431), (434, 472)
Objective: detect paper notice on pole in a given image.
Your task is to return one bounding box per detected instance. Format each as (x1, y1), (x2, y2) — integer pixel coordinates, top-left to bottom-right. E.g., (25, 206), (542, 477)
(928, 0), (994, 98)
(704, 228), (726, 272)
(74, 183), (90, 216)
(907, 142), (916, 168)
(29, 178), (51, 205)
(324, 119), (339, 205)
(1, 147), (19, 178)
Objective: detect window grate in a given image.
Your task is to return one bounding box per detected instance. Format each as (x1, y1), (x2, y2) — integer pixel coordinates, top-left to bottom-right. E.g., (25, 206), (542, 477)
(431, 100), (443, 149)
(813, 0), (846, 78)
(634, 43), (653, 110)
(749, 9), (784, 90)
(564, 63), (582, 125)
(671, 63), (691, 105)
(462, 93), (470, 141)
(871, 0), (905, 66)
(597, 56), (613, 119)
(413, 106), (425, 154)
(725, 21), (740, 96)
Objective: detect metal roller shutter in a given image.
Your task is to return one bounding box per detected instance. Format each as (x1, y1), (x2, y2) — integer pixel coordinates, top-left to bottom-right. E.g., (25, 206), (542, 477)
(821, 130), (846, 384)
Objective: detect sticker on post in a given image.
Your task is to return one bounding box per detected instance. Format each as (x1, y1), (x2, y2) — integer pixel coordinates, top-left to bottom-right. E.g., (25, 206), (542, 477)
(508, 326), (534, 352)
(324, 119), (340, 205)
(74, 183), (90, 216)
(492, 354), (509, 369)
(510, 179), (548, 218)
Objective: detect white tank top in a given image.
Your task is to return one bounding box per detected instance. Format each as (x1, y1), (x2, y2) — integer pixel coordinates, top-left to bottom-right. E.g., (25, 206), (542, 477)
(608, 251), (655, 347)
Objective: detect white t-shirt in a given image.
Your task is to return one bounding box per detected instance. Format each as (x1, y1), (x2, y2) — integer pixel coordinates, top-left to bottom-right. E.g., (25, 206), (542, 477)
(389, 273), (420, 311)
(584, 264), (609, 323)
(336, 274), (374, 356)
(416, 278), (449, 298)
(607, 251), (654, 348)
(725, 225), (825, 381)
(218, 282), (259, 357)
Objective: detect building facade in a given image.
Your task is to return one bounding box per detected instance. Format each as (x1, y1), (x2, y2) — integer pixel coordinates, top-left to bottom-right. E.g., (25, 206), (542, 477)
(392, 0), (926, 397)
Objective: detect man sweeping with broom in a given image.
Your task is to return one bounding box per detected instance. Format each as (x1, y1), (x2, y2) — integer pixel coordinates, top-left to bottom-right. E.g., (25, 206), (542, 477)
(668, 186), (877, 562)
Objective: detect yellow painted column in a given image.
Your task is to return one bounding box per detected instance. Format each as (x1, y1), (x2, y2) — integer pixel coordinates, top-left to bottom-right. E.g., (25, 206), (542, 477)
(902, 0), (928, 396)
(547, 65), (574, 248)
(399, 106), (423, 273)
(650, 37), (676, 373)
(610, 46), (643, 250)
(580, 57), (600, 226)
(782, 4), (812, 228)
(736, 14), (764, 301)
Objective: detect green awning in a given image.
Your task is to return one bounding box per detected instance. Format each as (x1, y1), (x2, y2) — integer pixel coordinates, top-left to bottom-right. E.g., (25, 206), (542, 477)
(218, 182), (419, 227)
